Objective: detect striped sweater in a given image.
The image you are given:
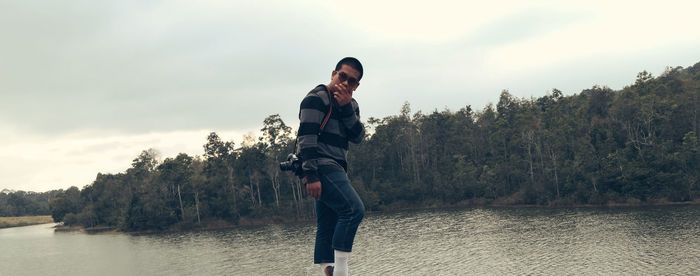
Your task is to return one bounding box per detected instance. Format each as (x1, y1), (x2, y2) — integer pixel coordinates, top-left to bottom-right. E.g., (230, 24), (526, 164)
(296, 84), (366, 183)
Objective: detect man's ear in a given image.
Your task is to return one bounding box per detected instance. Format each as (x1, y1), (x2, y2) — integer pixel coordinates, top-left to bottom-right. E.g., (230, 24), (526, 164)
(331, 70), (337, 79)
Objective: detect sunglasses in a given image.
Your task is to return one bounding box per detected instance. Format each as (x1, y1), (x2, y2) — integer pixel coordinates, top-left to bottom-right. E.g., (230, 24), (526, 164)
(337, 71), (359, 86)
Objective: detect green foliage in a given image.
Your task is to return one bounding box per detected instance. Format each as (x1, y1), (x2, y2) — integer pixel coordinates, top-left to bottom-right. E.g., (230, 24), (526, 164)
(0, 189), (60, 217)
(45, 61), (700, 231)
(48, 186), (81, 222)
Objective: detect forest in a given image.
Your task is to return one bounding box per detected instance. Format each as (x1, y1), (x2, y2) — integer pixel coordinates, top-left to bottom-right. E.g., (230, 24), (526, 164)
(4, 62), (699, 231)
(0, 189), (58, 217)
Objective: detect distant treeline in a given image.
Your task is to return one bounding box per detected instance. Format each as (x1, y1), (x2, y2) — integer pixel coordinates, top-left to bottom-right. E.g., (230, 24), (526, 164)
(0, 190), (58, 217)
(45, 62), (699, 231)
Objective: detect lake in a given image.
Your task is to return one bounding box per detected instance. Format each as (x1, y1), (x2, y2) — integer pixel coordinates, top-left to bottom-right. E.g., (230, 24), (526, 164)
(1, 205), (699, 275)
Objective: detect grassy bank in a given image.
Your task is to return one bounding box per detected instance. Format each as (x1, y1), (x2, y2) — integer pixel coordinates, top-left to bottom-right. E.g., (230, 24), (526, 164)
(0, 216), (54, 229)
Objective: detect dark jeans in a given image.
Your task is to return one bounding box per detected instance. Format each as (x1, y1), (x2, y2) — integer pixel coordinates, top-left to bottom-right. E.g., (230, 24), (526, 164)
(314, 170), (365, 264)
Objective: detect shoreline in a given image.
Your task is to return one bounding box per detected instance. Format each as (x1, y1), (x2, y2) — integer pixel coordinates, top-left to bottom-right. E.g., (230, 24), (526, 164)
(367, 199), (700, 217)
(0, 216), (54, 229)
(368, 198), (700, 213)
(51, 199), (700, 234)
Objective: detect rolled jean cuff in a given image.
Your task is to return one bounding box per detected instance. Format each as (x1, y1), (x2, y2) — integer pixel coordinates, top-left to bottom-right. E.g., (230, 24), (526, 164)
(314, 259), (334, 264)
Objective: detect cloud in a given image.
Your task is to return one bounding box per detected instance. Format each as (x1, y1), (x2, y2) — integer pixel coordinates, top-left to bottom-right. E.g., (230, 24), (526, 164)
(0, 0), (351, 135)
(465, 7), (589, 47)
(0, 127), (254, 192)
(483, 1), (700, 75)
(4, 0), (698, 136)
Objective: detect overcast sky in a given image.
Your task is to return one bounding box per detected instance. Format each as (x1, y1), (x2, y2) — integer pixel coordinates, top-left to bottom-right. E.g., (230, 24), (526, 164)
(1, 0), (699, 192)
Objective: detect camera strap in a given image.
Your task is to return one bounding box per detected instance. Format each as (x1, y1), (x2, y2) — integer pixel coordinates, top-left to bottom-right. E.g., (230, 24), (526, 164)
(318, 89), (333, 135)
(294, 86), (334, 153)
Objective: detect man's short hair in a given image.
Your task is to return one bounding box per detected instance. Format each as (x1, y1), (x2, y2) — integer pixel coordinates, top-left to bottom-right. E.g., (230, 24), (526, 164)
(335, 57), (363, 81)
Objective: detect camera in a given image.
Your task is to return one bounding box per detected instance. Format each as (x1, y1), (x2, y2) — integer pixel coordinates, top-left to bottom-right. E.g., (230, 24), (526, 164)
(279, 153), (303, 176)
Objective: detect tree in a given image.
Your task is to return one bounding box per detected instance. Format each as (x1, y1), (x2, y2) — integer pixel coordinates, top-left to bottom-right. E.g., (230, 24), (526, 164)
(203, 132), (238, 219)
(260, 114), (293, 207)
(157, 153), (194, 222)
(49, 187), (81, 222)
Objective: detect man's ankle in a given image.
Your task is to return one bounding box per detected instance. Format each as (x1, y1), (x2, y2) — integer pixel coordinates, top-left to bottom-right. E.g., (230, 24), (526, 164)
(324, 265), (334, 276)
(320, 263), (334, 276)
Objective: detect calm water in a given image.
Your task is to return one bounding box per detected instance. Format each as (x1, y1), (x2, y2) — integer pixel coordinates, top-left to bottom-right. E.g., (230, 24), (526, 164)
(1, 205), (699, 275)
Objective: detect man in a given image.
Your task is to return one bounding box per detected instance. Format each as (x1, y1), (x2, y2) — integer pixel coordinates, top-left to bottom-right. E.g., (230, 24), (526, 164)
(296, 57), (366, 276)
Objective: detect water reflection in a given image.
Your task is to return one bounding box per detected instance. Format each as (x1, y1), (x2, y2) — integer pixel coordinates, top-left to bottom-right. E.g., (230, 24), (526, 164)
(1, 205), (698, 275)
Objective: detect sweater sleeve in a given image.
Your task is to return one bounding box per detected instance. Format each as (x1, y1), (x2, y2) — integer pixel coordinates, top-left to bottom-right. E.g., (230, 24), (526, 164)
(297, 92), (326, 183)
(337, 99), (365, 144)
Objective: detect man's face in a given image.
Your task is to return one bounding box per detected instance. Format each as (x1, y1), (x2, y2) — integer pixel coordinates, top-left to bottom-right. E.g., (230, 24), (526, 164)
(330, 64), (361, 93)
